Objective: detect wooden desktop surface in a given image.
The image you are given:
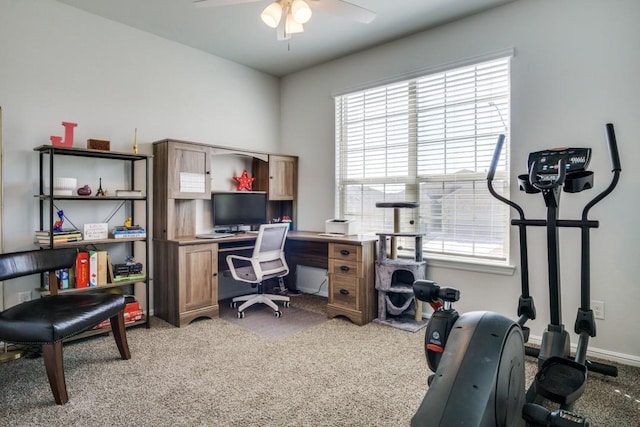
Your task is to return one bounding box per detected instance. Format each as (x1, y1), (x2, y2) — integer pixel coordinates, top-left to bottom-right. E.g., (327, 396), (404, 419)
(169, 230), (378, 293)
(171, 230), (378, 246)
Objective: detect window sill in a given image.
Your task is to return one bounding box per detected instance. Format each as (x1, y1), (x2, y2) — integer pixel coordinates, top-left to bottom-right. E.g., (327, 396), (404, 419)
(408, 254), (516, 276)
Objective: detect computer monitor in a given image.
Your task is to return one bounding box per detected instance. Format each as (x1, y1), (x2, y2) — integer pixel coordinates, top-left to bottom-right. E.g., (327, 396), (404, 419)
(211, 192), (267, 232)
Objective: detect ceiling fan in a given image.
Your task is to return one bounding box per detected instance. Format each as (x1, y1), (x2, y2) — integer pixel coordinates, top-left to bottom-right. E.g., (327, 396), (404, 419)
(193, 0), (376, 41)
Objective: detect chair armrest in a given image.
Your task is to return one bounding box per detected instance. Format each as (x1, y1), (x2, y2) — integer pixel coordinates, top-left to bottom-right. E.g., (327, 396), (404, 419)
(226, 254), (261, 283)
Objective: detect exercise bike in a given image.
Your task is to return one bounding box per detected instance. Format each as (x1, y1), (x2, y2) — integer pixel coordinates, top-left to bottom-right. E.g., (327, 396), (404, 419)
(411, 123), (622, 426)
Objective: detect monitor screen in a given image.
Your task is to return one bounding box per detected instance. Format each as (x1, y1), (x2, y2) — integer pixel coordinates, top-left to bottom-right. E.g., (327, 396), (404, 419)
(211, 192), (267, 229)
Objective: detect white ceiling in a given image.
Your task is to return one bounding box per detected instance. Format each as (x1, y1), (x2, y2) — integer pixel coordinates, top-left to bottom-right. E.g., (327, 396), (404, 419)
(57, 0), (516, 77)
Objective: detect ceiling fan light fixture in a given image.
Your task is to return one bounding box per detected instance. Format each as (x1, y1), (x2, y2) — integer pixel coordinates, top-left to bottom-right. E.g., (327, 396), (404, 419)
(285, 13), (304, 34)
(291, 0), (312, 24)
(261, 1), (282, 28)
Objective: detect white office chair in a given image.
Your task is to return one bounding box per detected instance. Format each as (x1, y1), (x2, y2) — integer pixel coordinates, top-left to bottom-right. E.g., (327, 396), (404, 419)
(226, 223), (291, 318)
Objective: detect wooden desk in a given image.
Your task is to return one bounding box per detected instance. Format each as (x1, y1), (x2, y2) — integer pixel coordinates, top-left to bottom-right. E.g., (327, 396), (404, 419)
(153, 231), (378, 327)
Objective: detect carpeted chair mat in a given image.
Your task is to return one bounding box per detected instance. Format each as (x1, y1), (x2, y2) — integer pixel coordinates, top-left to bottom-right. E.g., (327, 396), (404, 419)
(219, 298), (327, 339)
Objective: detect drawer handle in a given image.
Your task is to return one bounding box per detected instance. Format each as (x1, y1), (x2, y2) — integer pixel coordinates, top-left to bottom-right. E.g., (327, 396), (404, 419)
(340, 249), (350, 256)
(339, 289), (350, 295)
(340, 265), (350, 272)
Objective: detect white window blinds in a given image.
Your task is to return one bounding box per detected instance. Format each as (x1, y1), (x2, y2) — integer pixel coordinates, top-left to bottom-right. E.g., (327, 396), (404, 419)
(335, 56), (511, 262)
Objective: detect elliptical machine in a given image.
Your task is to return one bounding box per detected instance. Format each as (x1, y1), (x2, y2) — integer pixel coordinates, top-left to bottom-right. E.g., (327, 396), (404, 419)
(411, 123), (622, 426)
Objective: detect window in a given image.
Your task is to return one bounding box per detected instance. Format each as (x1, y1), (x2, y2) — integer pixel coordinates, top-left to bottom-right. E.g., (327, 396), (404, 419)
(335, 56), (511, 262)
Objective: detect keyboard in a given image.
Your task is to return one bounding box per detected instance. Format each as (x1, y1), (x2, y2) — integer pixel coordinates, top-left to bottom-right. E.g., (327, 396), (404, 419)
(195, 232), (234, 239)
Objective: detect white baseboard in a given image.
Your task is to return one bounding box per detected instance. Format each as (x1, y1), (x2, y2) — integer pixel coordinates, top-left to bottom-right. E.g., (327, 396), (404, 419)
(527, 334), (640, 367)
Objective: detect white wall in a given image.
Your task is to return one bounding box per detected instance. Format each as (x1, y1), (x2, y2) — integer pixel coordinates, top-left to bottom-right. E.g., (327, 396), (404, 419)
(280, 0), (640, 362)
(1, 0), (638, 363)
(0, 0), (280, 306)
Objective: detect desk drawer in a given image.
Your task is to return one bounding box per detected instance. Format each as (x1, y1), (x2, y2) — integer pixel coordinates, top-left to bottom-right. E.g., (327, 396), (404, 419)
(328, 258), (361, 277)
(329, 275), (360, 311)
(330, 243), (360, 263)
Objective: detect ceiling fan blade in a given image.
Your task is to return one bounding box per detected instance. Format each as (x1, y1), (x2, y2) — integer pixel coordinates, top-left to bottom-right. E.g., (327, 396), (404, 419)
(308, 0), (376, 23)
(193, 0), (261, 7)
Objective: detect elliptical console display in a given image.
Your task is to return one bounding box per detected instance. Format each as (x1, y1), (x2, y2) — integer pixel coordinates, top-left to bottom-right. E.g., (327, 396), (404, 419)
(519, 147), (594, 193)
(528, 147), (591, 175)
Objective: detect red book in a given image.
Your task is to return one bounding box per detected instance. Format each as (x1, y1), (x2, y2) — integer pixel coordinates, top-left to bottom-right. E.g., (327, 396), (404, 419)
(75, 252), (90, 288)
(94, 303), (144, 329)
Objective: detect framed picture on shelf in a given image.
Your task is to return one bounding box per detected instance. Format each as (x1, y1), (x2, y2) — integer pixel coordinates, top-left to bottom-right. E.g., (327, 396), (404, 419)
(83, 223), (109, 240)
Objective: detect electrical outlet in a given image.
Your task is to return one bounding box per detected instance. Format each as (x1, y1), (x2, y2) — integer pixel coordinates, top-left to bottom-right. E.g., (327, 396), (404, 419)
(592, 300), (605, 320)
(18, 291), (31, 303)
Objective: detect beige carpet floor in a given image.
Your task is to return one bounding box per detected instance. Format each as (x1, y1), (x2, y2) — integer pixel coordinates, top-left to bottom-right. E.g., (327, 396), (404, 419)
(0, 294), (638, 426)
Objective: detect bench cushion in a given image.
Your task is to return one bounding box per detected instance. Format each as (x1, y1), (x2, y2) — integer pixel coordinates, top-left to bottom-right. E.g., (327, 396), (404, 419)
(0, 293), (125, 344)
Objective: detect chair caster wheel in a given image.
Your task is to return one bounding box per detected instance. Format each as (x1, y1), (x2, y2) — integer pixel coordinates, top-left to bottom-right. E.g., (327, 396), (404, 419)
(284, 301), (290, 308)
(230, 302), (237, 308)
(274, 311), (282, 318)
(237, 311), (245, 319)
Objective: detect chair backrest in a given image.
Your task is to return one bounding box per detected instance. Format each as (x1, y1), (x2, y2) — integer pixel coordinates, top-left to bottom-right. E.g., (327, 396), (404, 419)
(0, 248), (77, 281)
(0, 248), (77, 296)
(253, 223), (289, 278)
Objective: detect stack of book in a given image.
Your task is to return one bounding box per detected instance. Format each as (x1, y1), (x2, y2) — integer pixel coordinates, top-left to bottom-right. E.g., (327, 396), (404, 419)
(111, 225), (146, 239)
(94, 300), (144, 329)
(35, 229), (83, 246)
(76, 250), (109, 287)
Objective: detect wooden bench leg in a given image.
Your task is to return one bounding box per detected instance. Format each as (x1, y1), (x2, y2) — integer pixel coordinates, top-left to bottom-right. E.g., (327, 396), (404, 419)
(42, 342), (68, 405)
(110, 311), (131, 360)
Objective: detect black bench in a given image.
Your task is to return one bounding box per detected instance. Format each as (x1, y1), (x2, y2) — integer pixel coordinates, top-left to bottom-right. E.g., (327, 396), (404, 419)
(0, 248), (131, 404)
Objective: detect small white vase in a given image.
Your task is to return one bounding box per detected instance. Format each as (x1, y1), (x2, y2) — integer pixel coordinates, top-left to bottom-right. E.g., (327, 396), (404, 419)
(53, 177), (77, 196)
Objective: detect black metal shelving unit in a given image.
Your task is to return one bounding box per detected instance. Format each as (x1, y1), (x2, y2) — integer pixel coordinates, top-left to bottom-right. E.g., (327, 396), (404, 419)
(34, 145), (152, 332)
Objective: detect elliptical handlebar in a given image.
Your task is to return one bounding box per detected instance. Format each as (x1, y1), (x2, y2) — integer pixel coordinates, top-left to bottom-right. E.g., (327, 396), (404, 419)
(487, 134), (526, 219)
(487, 133), (534, 309)
(487, 134), (505, 182)
(606, 123), (622, 173)
(582, 123), (622, 220)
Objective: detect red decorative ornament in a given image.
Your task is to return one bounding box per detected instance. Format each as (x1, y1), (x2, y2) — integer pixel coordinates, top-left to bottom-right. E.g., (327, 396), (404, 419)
(233, 169), (255, 191)
(50, 121), (78, 147)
